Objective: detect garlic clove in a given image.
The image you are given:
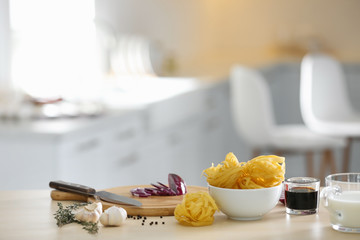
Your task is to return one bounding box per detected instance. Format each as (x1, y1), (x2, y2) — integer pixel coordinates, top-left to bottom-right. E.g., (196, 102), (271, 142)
(108, 208), (121, 225)
(85, 202), (102, 214)
(100, 206), (127, 227)
(99, 213), (109, 226)
(85, 203), (98, 211)
(74, 202), (103, 223)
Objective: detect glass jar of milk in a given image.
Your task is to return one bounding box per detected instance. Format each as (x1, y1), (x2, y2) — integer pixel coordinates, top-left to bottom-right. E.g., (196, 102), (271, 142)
(321, 173), (360, 233)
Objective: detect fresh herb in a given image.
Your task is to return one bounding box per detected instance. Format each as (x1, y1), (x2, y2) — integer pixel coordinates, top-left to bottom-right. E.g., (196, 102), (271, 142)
(54, 202), (99, 234)
(80, 221), (99, 234)
(54, 202), (84, 227)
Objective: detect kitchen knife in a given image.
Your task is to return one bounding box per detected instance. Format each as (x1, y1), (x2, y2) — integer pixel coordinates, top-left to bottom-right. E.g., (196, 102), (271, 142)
(49, 180), (142, 207)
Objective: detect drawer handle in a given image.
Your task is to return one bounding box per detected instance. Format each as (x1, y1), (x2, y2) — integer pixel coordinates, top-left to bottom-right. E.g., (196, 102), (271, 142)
(75, 139), (99, 152)
(118, 153), (138, 167)
(204, 117), (220, 131)
(115, 129), (136, 141)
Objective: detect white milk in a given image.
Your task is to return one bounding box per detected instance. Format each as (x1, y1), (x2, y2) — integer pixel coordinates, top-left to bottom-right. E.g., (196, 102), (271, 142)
(327, 191), (360, 228)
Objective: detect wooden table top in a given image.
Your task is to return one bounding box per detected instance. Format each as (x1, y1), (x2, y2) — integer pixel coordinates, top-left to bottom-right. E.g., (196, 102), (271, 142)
(0, 190), (359, 240)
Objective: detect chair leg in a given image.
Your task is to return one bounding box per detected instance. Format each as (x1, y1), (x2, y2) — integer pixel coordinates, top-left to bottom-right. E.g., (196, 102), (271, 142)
(327, 149), (337, 174)
(342, 137), (353, 172)
(305, 151), (314, 177)
(252, 149), (261, 158)
(320, 149), (337, 182)
(274, 150), (283, 157)
(319, 151), (326, 183)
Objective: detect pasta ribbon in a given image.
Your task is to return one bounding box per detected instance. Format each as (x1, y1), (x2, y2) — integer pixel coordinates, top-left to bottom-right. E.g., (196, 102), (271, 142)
(203, 153), (285, 189)
(174, 191), (218, 226)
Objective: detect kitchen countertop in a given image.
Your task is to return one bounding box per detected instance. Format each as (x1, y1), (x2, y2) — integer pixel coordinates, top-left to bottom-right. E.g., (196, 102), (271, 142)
(0, 109), (140, 141)
(0, 190), (359, 240)
(0, 76), (217, 141)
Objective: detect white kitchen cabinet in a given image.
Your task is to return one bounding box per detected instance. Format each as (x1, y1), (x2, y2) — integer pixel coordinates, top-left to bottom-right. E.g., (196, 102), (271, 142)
(57, 112), (145, 189)
(100, 115), (145, 187)
(0, 80), (230, 190)
(57, 131), (108, 188)
(0, 137), (57, 190)
(167, 113), (226, 187)
(134, 82), (229, 187)
(0, 111), (146, 190)
(145, 87), (209, 132)
(139, 118), (203, 186)
(101, 82), (229, 188)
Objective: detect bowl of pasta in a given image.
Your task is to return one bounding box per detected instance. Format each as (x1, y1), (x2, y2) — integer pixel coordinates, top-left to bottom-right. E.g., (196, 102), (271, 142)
(203, 153), (285, 220)
(208, 183), (282, 220)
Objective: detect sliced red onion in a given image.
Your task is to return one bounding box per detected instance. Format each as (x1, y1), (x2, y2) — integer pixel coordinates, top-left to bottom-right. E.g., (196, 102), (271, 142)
(130, 173), (187, 197)
(157, 181), (177, 194)
(168, 173), (187, 195)
(151, 182), (177, 196)
(130, 187), (151, 197)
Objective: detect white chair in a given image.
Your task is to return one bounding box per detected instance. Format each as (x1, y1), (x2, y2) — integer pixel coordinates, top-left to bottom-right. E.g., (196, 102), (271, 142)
(230, 65), (346, 179)
(300, 53), (360, 173)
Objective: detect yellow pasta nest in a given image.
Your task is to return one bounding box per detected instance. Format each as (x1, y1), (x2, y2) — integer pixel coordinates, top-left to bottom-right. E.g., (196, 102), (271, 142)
(174, 191), (219, 226)
(203, 152), (285, 189)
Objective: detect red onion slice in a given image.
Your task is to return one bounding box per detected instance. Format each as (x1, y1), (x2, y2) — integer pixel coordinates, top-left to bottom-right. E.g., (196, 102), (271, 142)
(130, 187), (151, 197)
(168, 173), (187, 195)
(130, 173), (187, 197)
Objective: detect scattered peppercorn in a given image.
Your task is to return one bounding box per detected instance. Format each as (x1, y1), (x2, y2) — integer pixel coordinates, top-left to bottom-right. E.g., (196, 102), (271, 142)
(125, 215), (167, 226)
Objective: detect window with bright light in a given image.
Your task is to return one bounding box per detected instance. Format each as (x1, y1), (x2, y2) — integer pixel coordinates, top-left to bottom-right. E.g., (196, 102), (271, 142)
(10, 0), (101, 101)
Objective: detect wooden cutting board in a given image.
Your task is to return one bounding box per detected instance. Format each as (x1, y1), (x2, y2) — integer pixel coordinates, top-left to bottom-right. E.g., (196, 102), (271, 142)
(51, 185), (207, 216)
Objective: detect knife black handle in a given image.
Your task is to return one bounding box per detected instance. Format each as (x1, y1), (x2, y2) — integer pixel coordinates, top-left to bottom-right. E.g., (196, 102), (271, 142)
(49, 180), (96, 195)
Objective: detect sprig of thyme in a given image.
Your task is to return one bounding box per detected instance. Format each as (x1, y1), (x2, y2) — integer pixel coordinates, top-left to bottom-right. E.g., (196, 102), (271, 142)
(80, 221), (99, 234)
(54, 202), (99, 234)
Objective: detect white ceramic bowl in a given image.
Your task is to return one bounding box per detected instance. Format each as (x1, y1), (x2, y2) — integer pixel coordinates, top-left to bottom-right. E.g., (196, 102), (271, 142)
(208, 184), (282, 220)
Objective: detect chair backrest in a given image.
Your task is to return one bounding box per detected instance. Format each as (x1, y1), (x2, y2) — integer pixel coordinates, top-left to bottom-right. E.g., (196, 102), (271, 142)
(300, 53), (353, 124)
(229, 65), (275, 147)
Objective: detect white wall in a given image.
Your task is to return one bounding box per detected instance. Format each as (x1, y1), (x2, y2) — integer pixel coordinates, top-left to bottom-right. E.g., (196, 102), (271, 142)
(95, 0), (360, 77)
(94, 0), (215, 76)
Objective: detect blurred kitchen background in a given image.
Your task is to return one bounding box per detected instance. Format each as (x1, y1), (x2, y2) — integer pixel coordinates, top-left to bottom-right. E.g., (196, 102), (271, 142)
(0, 0), (359, 190)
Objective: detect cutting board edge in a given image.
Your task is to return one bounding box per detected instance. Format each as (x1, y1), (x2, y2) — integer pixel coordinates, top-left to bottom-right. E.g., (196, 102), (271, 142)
(51, 185), (208, 216)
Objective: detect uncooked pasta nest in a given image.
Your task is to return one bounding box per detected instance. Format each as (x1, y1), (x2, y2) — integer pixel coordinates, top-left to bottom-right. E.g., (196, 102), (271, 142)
(174, 191), (219, 226)
(202, 152), (285, 189)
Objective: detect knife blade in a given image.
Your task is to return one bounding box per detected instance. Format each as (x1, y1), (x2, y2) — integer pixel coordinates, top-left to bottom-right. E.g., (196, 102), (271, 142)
(49, 180), (142, 207)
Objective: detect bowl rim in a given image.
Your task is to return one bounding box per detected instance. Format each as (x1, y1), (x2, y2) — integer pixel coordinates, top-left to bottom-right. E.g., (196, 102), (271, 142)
(207, 183), (282, 192)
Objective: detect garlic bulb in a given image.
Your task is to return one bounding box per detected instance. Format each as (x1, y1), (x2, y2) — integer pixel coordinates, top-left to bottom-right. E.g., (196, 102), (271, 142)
(100, 206), (127, 226)
(74, 202), (102, 223)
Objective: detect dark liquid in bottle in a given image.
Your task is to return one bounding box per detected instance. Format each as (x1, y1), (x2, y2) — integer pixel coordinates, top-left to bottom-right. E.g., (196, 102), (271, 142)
(285, 187), (318, 210)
